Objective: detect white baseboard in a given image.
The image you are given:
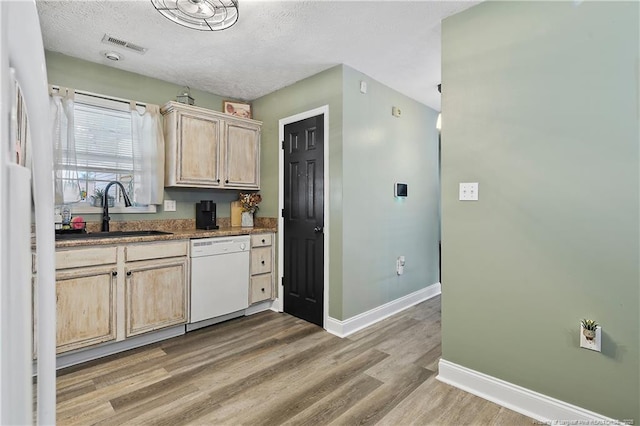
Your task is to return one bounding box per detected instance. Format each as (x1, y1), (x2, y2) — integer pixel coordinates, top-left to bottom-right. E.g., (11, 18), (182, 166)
(245, 300), (274, 316)
(437, 359), (621, 424)
(325, 282), (441, 338)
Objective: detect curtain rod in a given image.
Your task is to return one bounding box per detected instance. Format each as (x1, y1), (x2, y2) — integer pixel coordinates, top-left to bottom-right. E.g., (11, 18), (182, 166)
(49, 85), (147, 108)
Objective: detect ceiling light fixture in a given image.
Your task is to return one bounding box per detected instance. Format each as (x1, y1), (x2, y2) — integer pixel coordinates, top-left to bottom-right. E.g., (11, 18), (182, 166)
(103, 51), (121, 61)
(151, 0), (239, 31)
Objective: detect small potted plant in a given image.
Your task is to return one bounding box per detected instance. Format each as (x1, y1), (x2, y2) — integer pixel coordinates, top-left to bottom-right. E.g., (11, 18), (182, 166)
(91, 188), (115, 207)
(581, 319), (598, 341)
(238, 192), (262, 228)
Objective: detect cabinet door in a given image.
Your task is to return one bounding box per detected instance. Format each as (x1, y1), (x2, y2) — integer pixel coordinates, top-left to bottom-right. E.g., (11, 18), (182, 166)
(125, 257), (188, 337)
(56, 266), (117, 354)
(223, 120), (260, 189)
(176, 111), (221, 187)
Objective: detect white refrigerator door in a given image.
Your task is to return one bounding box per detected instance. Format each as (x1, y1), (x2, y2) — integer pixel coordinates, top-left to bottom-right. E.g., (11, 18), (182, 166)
(0, 1), (56, 424)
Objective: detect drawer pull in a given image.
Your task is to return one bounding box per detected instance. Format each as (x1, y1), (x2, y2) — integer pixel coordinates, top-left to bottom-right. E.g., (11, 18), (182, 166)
(261, 288), (265, 292)
(261, 260), (265, 265)
(261, 239), (265, 243)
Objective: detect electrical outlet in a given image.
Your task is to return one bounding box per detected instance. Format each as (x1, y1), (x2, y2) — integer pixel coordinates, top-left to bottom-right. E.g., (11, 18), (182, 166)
(580, 324), (602, 352)
(459, 182), (479, 201)
(396, 256), (405, 275)
(163, 199), (176, 212)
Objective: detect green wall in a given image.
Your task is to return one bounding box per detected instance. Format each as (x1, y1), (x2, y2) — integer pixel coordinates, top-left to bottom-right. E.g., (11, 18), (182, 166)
(341, 66), (440, 318)
(252, 65), (345, 318)
(441, 1), (639, 420)
(45, 51), (242, 222)
(253, 65), (440, 320)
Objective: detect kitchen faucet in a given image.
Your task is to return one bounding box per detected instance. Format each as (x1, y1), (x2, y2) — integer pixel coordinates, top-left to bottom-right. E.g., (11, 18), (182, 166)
(101, 181), (132, 232)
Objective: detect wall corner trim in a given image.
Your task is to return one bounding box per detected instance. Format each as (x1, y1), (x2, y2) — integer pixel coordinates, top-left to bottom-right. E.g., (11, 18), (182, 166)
(325, 283), (441, 338)
(437, 359), (621, 424)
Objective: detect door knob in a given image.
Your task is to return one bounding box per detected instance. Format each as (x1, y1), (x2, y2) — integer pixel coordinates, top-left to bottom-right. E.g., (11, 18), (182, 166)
(314, 226), (323, 233)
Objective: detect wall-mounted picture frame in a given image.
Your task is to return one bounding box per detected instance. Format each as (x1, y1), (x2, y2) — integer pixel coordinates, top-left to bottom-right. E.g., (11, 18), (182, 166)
(223, 100), (252, 119)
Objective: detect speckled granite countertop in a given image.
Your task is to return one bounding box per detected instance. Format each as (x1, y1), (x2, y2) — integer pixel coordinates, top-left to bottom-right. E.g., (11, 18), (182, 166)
(51, 218), (277, 248)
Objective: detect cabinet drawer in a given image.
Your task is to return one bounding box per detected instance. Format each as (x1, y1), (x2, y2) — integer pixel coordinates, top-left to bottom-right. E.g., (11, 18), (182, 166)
(250, 274), (272, 303)
(125, 240), (188, 262)
(56, 246), (117, 270)
(251, 247), (272, 275)
(251, 233), (272, 247)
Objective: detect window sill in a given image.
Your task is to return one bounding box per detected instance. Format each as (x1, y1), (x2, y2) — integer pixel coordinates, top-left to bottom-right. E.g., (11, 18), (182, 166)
(70, 204), (157, 215)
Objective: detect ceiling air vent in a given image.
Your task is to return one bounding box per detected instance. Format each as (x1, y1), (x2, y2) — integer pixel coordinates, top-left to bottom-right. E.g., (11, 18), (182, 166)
(101, 34), (148, 55)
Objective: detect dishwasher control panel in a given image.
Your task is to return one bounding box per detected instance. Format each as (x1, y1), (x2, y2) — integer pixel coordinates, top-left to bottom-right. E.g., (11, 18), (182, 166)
(190, 235), (250, 257)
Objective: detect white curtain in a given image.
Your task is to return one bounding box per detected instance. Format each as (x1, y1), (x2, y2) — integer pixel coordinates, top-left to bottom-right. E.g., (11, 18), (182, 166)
(50, 87), (81, 205)
(130, 102), (164, 205)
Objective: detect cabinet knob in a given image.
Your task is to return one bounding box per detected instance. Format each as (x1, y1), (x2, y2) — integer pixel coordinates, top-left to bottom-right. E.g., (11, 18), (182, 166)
(112, 271), (117, 277)
(261, 260), (265, 265)
(225, 179), (229, 184)
(126, 271), (132, 276)
(217, 179), (220, 183)
(261, 288), (265, 292)
(261, 239), (265, 243)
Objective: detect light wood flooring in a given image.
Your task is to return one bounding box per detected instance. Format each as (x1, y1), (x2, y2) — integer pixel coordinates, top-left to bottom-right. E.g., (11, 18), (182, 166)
(50, 296), (533, 425)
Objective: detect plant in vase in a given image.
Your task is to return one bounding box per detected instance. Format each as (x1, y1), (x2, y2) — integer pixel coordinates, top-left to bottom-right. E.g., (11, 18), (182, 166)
(238, 192), (262, 228)
(581, 319), (598, 341)
(91, 188), (115, 207)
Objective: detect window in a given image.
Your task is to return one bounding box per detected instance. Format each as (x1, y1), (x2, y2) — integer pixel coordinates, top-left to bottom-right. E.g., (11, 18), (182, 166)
(54, 91), (157, 213)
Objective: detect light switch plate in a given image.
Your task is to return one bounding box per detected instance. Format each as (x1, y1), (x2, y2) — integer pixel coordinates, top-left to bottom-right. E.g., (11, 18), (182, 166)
(163, 199), (176, 212)
(459, 182), (479, 201)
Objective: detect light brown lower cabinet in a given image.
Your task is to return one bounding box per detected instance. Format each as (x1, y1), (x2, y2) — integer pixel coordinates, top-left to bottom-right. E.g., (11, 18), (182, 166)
(250, 233), (275, 304)
(55, 265), (117, 354)
(125, 257), (188, 337)
(51, 240), (189, 355)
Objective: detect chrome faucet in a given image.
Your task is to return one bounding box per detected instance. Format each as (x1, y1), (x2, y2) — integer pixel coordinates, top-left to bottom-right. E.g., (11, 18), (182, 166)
(101, 181), (132, 232)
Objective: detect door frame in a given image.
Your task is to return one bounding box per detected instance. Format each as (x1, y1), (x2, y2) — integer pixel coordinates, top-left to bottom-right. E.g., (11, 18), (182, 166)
(275, 105), (329, 328)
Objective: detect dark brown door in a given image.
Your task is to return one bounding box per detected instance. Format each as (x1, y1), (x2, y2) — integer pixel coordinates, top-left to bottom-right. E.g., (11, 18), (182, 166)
(283, 114), (324, 326)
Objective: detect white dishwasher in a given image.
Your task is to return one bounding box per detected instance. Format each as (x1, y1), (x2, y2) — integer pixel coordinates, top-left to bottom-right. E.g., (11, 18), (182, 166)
(189, 236), (250, 329)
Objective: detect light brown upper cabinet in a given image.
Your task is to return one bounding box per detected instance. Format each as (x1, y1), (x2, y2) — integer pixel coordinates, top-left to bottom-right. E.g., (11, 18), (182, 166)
(162, 101), (261, 189)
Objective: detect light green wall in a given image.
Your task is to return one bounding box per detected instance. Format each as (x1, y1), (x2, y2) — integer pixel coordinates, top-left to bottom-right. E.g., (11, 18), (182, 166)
(341, 66), (439, 318)
(252, 65), (439, 320)
(441, 1), (639, 420)
(252, 65), (344, 318)
(45, 51), (241, 222)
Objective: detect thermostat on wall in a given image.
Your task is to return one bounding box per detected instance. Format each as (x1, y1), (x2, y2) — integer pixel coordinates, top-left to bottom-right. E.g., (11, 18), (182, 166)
(395, 182), (408, 197)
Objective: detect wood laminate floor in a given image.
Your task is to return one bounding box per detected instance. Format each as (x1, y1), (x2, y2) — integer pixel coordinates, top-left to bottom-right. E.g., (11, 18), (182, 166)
(50, 296), (534, 425)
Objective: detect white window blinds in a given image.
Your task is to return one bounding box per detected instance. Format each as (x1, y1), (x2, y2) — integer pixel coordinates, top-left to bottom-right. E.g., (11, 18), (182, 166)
(72, 101), (134, 174)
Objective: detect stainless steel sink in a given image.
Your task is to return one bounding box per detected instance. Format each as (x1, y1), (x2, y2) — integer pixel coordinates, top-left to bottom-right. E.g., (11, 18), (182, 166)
(55, 230), (173, 241)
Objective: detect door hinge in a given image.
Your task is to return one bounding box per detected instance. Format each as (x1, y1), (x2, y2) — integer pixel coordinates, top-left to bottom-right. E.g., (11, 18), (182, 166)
(281, 208), (285, 218)
(281, 140), (285, 150)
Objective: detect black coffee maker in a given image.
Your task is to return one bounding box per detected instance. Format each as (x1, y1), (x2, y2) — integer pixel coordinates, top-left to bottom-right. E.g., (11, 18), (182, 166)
(195, 200), (218, 230)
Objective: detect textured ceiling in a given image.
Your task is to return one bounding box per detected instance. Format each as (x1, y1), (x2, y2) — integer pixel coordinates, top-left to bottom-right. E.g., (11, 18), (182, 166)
(36, 0), (481, 111)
